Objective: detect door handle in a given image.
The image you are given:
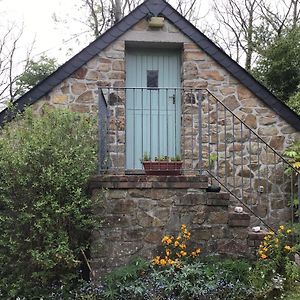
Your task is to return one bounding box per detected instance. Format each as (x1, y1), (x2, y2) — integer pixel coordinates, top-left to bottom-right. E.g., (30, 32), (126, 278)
(169, 94), (176, 104)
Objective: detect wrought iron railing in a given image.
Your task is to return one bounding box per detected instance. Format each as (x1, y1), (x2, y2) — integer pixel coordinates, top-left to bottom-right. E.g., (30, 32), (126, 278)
(98, 87), (299, 228)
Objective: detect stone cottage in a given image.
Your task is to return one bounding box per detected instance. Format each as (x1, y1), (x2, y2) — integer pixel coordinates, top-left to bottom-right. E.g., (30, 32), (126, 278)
(1, 0), (300, 275)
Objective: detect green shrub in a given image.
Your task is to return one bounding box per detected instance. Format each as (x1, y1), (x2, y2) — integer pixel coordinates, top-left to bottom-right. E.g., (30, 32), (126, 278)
(0, 108), (100, 298)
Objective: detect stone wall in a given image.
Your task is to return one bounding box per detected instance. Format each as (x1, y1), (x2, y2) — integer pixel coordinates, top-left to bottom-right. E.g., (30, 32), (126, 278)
(89, 175), (262, 276)
(29, 18), (300, 224)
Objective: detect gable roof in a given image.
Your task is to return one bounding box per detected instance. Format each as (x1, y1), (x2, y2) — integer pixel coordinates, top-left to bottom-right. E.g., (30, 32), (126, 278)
(1, 0), (300, 130)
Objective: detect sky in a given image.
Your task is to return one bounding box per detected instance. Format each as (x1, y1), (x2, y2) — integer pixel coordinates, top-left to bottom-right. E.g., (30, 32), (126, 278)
(0, 0), (209, 64)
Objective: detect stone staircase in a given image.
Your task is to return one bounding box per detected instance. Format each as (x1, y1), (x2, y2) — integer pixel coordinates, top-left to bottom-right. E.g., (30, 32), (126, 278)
(89, 174), (266, 276)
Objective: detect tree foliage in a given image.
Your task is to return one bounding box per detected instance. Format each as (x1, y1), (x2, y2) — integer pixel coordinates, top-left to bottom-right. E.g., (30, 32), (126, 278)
(0, 108), (100, 298)
(287, 91), (300, 115)
(15, 55), (57, 97)
(253, 27), (300, 101)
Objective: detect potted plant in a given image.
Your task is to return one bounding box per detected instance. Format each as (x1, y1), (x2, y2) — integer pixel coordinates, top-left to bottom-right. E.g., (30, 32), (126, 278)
(141, 153), (183, 175)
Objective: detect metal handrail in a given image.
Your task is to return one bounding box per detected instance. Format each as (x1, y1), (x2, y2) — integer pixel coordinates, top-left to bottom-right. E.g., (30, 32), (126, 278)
(97, 86), (299, 228)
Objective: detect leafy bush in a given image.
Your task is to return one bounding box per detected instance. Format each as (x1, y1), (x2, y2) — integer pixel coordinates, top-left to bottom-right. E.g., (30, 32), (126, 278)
(0, 108), (100, 298)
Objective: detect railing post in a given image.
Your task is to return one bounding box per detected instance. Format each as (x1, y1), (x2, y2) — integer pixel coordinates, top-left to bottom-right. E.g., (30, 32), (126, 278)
(197, 90), (203, 175)
(98, 88), (109, 174)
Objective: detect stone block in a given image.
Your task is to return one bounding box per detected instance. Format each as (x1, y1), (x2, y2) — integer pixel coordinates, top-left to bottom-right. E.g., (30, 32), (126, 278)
(72, 67), (88, 79)
(191, 227), (212, 241)
(184, 51), (206, 61)
(228, 212), (250, 227)
(76, 91), (94, 103)
(206, 192), (230, 206)
(175, 193), (206, 206)
(208, 211), (228, 224)
(52, 94), (68, 104)
(223, 95), (240, 111)
(70, 104), (90, 113)
(71, 83), (87, 95)
(192, 206), (207, 225)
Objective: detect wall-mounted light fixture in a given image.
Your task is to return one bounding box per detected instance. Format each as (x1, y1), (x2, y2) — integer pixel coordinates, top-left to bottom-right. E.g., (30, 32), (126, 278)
(148, 16), (165, 28)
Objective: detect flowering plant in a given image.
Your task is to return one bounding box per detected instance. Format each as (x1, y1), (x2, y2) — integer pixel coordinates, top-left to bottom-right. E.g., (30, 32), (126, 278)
(152, 224), (201, 267)
(258, 225), (294, 261)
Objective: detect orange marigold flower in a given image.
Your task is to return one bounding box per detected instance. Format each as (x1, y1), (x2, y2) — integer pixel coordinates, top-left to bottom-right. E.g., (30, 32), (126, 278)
(181, 224), (187, 229)
(174, 241), (180, 247)
(261, 254), (267, 259)
(180, 251), (187, 256)
(195, 248), (201, 254)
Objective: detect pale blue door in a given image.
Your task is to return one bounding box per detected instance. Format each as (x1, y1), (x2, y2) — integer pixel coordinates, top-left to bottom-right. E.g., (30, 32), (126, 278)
(125, 48), (181, 170)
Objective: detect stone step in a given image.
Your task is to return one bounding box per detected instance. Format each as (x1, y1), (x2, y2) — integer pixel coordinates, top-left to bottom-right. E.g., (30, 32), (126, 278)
(206, 192), (230, 206)
(247, 230), (268, 247)
(228, 212), (250, 227)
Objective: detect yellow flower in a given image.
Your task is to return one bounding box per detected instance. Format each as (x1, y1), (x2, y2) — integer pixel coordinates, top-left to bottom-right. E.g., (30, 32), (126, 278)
(268, 231), (275, 235)
(168, 259), (175, 265)
(160, 258), (167, 266)
(181, 224), (187, 230)
(264, 235), (270, 240)
(287, 229), (292, 234)
(180, 251), (187, 257)
(284, 245), (292, 251)
(179, 243), (187, 250)
(191, 251), (197, 257)
(162, 236), (169, 243)
(152, 256), (161, 265)
(262, 247), (268, 252)
(279, 225), (285, 231)
(174, 240), (180, 247)
(195, 248), (201, 254)
(261, 254), (267, 259)
(176, 235), (181, 241)
(165, 248), (171, 256)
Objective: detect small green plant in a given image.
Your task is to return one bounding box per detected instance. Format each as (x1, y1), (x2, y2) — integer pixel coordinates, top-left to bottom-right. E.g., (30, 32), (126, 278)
(170, 154), (181, 161)
(209, 152), (218, 166)
(141, 152), (151, 161)
(154, 155), (169, 161)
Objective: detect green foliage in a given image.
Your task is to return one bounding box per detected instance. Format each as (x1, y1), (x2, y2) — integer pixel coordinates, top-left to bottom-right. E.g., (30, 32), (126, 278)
(284, 140), (300, 171)
(253, 27), (300, 101)
(94, 257), (253, 300)
(0, 108), (100, 298)
(16, 55), (57, 96)
(287, 91), (300, 116)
